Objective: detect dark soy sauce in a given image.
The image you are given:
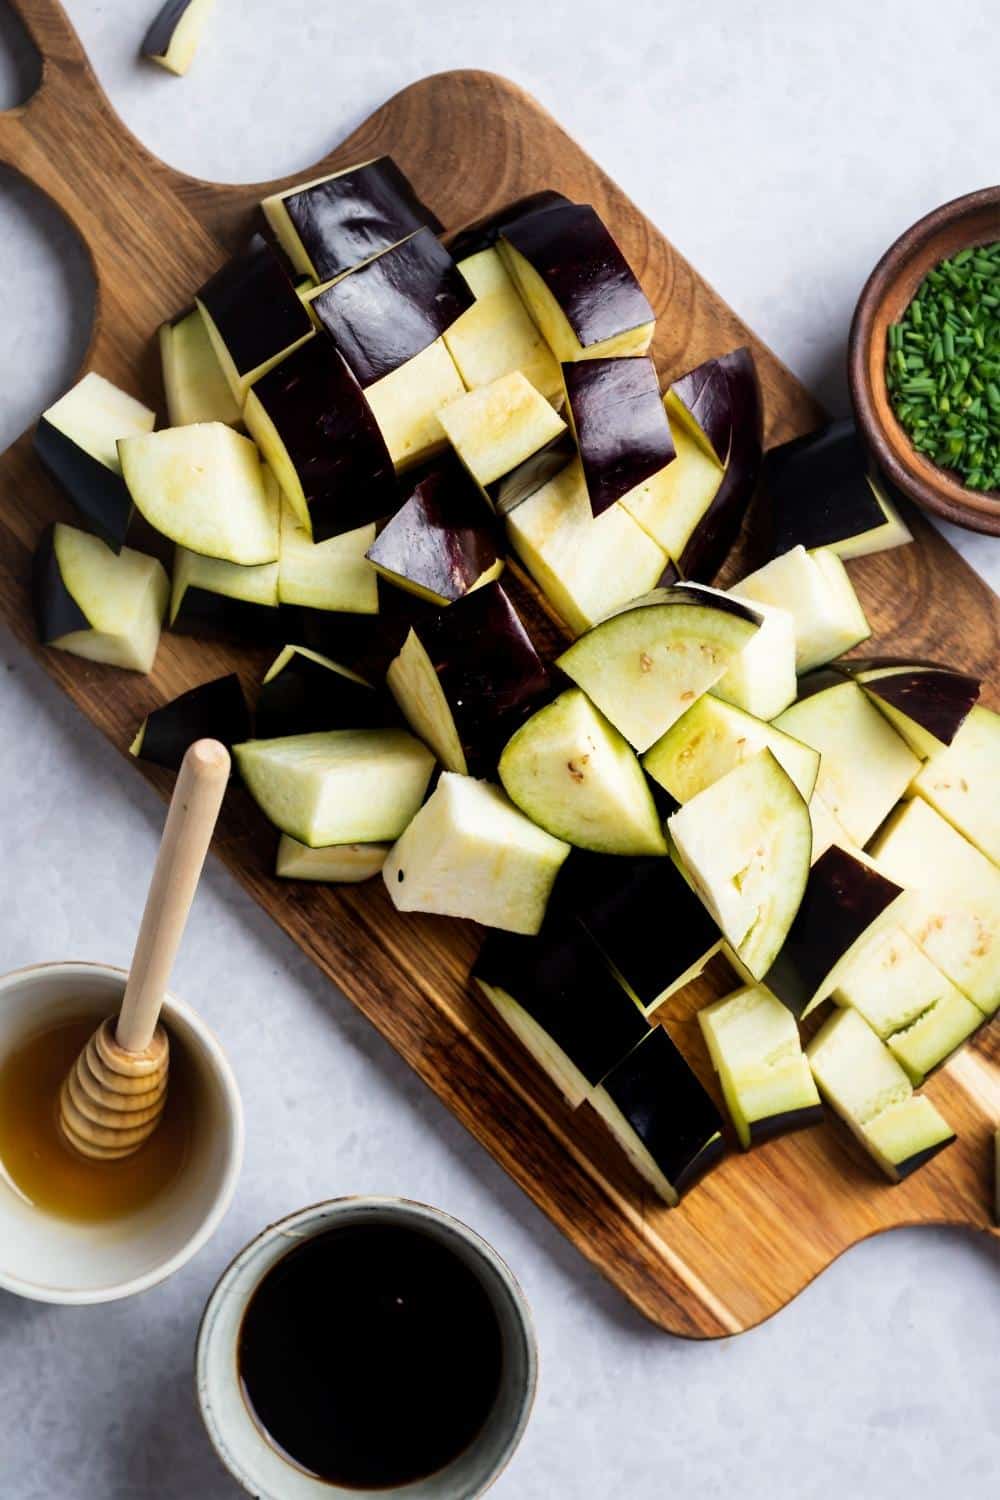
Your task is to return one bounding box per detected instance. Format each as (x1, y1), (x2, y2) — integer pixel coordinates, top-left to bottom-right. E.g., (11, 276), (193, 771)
(238, 1222), (504, 1490)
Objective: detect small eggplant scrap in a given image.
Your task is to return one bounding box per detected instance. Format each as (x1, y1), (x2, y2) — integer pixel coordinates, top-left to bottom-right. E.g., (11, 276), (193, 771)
(131, 674), (251, 770)
(589, 1028), (726, 1206)
(562, 356), (675, 518)
(34, 373), (155, 553)
(386, 581), (550, 777)
(142, 0), (216, 77)
(309, 229), (473, 388)
(195, 234), (315, 403)
(275, 836), (390, 884)
(365, 463), (503, 606)
(676, 347), (763, 582)
(244, 337), (397, 542)
(262, 157), (442, 285)
(499, 202), (655, 361)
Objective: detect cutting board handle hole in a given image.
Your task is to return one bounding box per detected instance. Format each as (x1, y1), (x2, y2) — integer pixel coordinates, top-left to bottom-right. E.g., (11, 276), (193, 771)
(0, 0), (40, 111)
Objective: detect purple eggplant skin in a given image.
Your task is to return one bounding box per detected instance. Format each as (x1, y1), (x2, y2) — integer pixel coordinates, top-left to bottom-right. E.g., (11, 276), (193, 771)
(285, 587), (441, 684)
(473, 907), (650, 1090)
(599, 1028), (726, 1196)
(34, 421), (133, 554)
(310, 229), (474, 388)
(893, 1133), (957, 1181)
(413, 582), (551, 777)
(860, 668), (981, 747)
(196, 235), (313, 380)
(256, 649), (390, 740)
(564, 357), (676, 518)
(669, 358), (733, 466)
(487, 432), (577, 515)
(445, 190), (570, 261)
(501, 203), (655, 348)
(763, 846), (904, 1019)
(678, 347), (763, 583)
(282, 158), (442, 284)
(170, 587), (284, 646)
(136, 675), (250, 772)
(764, 419), (894, 559)
(141, 0), (195, 57)
(617, 582), (761, 627)
(251, 337), (397, 542)
(748, 1102), (825, 1147)
(553, 849), (719, 1011)
(33, 525), (90, 642)
(366, 463), (501, 603)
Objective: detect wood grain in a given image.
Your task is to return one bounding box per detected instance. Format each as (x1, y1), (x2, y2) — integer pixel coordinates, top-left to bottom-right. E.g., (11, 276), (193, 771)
(0, 0), (997, 1338)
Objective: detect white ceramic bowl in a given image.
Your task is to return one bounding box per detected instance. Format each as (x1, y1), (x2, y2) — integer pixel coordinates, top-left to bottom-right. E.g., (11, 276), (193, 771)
(0, 961), (243, 1304)
(197, 1198), (538, 1499)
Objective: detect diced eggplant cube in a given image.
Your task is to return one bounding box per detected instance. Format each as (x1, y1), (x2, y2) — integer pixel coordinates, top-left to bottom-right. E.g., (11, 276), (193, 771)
(195, 234), (314, 403)
(763, 846), (907, 1020)
(235, 728), (435, 847)
(443, 247), (562, 401)
(498, 689), (667, 857)
(562, 356), (675, 517)
(555, 584), (760, 752)
(732, 545), (870, 673)
(244, 338), (397, 540)
(256, 645), (385, 739)
(309, 229), (473, 387)
(366, 462), (503, 606)
(870, 797), (1000, 1017)
(499, 203), (654, 362)
(445, 190), (568, 261)
(806, 1007), (955, 1182)
(589, 1028), (726, 1206)
(120, 422), (279, 565)
(386, 582), (550, 777)
(555, 848), (721, 1015)
(277, 498), (378, 615)
(437, 371), (570, 512)
(262, 157), (442, 284)
(764, 419), (912, 562)
(668, 750), (812, 981)
(34, 522), (168, 674)
(850, 661), (980, 760)
(473, 907), (649, 1107)
(912, 706), (999, 865)
(698, 985), (822, 1149)
(712, 597), (797, 721)
(367, 338), (467, 472)
(621, 381), (725, 563)
(506, 460), (670, 636)
(159, 310), (241, 428)
(774, 679), (920, 847)
(383, 773), (570, 936)
(34, 373), (155, 552)
(643, 695), (819, 806)
(131, 674), (250, 771)
(668, 358), (733, 465)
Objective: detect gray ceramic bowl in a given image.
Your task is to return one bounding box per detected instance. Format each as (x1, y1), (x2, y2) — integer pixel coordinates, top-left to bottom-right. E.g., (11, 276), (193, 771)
(196, 1198), (538, 1498)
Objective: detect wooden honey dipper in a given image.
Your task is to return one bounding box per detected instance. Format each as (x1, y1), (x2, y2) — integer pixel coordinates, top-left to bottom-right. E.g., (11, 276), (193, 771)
(59, 739), (231, 1160)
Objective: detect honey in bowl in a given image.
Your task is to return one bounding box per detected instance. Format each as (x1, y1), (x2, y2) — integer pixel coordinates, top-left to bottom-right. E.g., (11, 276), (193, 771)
(237, 1221), (505, 1490)
(0, 1014), (192, 1221)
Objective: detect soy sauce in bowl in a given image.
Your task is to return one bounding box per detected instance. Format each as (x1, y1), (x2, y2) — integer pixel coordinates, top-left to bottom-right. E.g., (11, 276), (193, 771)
(237, 1221), (505, 1490)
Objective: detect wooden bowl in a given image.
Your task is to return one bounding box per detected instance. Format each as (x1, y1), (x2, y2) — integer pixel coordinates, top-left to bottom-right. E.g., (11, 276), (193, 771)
(849, 186), (1000, 535)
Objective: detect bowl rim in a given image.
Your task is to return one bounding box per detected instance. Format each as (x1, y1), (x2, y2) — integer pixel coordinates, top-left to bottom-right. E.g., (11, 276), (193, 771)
(0, 959), (245, 1305)
(848, 183), (1000, 535)
(195, 1196), (539, 1500)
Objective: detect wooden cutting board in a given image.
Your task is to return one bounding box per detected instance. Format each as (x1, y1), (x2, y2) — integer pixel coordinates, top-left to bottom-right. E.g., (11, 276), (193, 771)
(1, 0), (997, 1338)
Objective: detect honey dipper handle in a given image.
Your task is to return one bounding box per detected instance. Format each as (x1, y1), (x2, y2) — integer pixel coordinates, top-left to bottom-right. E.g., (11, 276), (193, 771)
(116, 740), (231, 1053)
